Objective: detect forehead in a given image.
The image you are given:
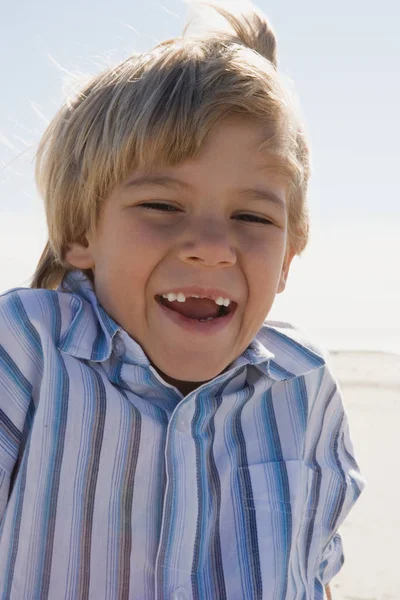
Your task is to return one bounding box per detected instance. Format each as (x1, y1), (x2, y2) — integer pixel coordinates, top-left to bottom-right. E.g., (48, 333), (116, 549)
(122, 117), (290, 194)
(192, 116), (282, 165)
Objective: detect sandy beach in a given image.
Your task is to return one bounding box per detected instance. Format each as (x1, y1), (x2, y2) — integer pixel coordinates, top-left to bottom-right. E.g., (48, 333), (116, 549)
(326, 350), (400, 600)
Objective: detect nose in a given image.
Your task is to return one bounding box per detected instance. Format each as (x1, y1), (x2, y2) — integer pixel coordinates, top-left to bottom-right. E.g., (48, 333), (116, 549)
(178, 217), (237, 268)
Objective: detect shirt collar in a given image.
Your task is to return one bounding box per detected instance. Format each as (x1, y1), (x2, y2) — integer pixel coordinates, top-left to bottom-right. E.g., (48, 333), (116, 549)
(58, 271), (325, 381)
(58, 271), (150, 365)
(250, 321), (326, 380)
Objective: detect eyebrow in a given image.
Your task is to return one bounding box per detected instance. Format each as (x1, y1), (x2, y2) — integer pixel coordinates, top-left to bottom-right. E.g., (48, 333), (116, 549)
(124, 174), (286, 211)
(236, 187), (287, 212)
(124, 175), (192, 191)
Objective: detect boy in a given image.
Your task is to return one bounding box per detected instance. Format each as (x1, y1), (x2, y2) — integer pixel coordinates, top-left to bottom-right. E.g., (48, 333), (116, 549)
(0, 3), (364, 598)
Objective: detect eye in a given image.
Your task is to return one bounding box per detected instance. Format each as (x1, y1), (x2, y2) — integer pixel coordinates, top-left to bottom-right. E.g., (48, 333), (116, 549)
(139, 202), (180, 212)
(235, 214), (273, 225)
(138, 204), (273, 224)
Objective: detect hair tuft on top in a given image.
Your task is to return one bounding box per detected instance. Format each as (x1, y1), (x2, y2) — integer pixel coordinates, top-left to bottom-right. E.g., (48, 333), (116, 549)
(183, 2), (278, 68)
(32, 1), (311, 290)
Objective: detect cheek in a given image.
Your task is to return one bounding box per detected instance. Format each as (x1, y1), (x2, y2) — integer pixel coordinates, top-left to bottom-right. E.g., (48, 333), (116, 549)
(238, 224), (286, 253)
(242, 239), (286, 311)
(99, 219), (167, 267)
(242, 234), (285, 277)
(120, 218), (177, 253)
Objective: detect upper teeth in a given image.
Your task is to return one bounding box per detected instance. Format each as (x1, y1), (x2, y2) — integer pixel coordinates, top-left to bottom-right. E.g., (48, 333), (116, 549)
(161, 292), (231, 307)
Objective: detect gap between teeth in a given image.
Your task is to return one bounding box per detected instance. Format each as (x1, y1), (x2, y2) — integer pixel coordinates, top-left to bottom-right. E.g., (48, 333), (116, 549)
(161, 292), (231, 307)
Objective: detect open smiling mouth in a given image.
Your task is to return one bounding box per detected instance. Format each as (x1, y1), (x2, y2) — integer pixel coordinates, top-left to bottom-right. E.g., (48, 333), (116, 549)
(155, 295), (237, 322)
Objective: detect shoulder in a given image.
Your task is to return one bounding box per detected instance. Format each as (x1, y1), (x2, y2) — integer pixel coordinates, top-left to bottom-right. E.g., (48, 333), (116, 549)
(0, 286), (87, 346)
(255, 320), (330, 380)
(262, 320), (329, 360)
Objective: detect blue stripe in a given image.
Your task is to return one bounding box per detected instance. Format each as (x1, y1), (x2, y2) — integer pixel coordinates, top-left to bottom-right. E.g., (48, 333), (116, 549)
(1, 432), (32, 599)
(58, 296), (88, 352)
(260, 389), (291, 600)
(8, 294), (43, 373)
(157, 414), (179, 599)
(267, 328), (326, 370)
(230, 382), (262, 600)
(328, 412), (347, 531)
(191, 381), (226, 600)
(0, 409), (21, 447)
(304, 383), (337, 576)
(37, 294), (69, 599)
(0, 345), (32, 413)
(294, 376), (309, 433)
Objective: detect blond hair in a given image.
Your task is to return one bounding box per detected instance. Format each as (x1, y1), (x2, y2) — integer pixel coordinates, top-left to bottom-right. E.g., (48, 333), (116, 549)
(32, 3), (311, 289)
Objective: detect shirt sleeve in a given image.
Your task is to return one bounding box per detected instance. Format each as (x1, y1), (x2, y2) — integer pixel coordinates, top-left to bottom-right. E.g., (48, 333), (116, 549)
(306, 362), (366, 587)
(0, 291), (42, 522)
(318, 532), (344, 586)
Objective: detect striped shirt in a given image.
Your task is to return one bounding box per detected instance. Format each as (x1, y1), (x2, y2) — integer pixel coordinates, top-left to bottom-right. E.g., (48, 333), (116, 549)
(0, 271), (365, 599)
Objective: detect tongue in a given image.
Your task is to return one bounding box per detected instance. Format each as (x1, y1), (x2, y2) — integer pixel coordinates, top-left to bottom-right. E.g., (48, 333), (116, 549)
(163, 297), (220, 319)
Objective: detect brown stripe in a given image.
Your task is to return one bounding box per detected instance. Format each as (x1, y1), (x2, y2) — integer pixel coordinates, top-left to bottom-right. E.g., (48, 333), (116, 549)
(118, 388), (142, 600)
(78, 368), (107, 599)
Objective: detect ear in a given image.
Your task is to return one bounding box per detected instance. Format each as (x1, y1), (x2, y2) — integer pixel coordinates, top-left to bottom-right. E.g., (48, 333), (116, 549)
(277, 249), (295, 294)
(65, 241), (95, 270)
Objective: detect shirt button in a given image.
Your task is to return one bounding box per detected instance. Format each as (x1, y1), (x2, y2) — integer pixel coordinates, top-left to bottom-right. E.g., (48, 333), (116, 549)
(171, 588), (190, 600)
(113, 339), (126, 357)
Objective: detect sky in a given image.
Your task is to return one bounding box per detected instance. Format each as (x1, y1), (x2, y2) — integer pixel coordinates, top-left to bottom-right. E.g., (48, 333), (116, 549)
(1, 0), (399, 353)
